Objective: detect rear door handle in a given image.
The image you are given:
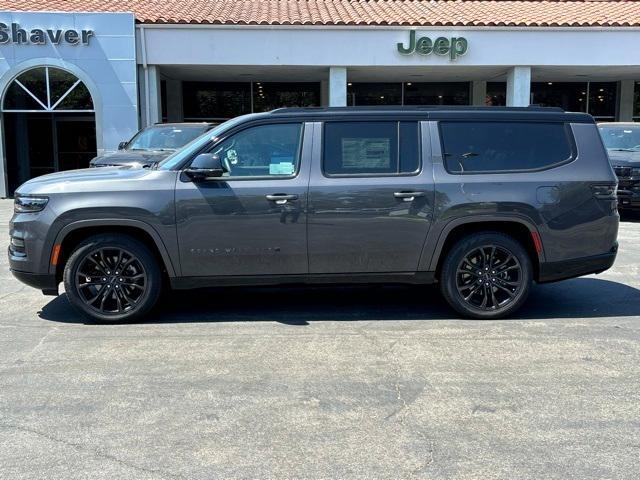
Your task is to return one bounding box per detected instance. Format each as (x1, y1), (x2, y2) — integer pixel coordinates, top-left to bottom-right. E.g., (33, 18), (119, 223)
(394, 191), (425, 202)
(266, 193), (298, 205)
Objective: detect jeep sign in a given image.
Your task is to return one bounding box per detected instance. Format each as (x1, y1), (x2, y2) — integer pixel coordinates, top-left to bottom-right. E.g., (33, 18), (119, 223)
(397, 31), (468, 61)
(0, 22), (94, 46)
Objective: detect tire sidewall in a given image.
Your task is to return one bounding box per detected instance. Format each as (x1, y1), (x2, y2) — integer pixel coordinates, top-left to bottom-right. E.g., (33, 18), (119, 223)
(63, 235), (161, 323)
(440, 232), (533, 319)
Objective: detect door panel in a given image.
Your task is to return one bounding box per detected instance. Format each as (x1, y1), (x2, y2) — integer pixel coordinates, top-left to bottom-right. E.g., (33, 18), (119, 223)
(308, 121), (435, 274)
(175, 122), (312, 277)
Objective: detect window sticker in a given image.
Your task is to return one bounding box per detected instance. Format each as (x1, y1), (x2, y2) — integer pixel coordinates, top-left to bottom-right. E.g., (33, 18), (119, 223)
(341, 138), (391, 169)
(269, 162), (295, 175)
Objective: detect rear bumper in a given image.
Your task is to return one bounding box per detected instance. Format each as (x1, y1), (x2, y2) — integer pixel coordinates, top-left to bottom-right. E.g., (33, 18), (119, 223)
(10, 269), (58, 295)
(538, 247), (617, 283)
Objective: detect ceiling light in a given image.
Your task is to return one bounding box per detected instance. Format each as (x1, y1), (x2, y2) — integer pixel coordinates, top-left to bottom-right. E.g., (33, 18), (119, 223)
(547, 82), (553, 85)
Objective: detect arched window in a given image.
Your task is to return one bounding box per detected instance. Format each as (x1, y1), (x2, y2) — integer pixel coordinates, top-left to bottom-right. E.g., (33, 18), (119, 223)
(3, 66), (94, 112)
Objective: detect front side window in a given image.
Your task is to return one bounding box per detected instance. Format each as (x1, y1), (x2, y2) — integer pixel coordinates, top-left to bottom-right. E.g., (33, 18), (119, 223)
(211, 123), (303, 178)
(440, 121), (574, 174)
(323, 121), (420, 176)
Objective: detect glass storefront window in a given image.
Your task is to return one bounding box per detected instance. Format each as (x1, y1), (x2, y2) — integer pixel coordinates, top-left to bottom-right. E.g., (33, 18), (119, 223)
(486, 82), (506, 106)
(253, 82), (320, 112)
(182, 82), (251, 121)
(346, 82), (471, 106)
(531, 82), (587, 112)
(404, 82), (469, 105)
(587, 82), (617, 120)
(347, 83), (402, 106)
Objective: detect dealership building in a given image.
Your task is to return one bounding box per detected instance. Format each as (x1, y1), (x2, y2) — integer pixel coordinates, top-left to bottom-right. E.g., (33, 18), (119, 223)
(0, 0), (639, 196)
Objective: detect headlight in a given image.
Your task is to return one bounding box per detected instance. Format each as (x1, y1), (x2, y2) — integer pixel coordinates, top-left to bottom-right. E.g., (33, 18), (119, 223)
(14, 195), (49, 213)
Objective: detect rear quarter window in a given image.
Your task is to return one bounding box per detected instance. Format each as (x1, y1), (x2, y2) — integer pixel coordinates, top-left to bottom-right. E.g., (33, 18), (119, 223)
(440, 121), (575, 174)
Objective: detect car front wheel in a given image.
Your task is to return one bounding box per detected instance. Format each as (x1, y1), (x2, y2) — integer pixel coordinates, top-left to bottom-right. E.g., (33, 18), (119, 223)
(440, 232), (533, 319)
(63, 234), (162, 323)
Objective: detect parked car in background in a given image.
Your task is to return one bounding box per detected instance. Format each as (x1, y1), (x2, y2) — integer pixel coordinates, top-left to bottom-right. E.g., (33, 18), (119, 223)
(10, 106), (618, 322)
(598, 122), (640, 211)
(90, 122), (215, 167)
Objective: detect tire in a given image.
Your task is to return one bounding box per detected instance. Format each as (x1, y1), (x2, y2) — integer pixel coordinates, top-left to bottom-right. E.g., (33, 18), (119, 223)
(63, 234), (162, 323)
(439, 232), (533, 319)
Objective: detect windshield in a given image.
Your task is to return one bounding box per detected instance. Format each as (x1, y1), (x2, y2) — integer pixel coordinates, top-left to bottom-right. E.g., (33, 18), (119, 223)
(158, 115), (257, 170)
(598, 125), (640, 151)
(127, 125), (209, 151)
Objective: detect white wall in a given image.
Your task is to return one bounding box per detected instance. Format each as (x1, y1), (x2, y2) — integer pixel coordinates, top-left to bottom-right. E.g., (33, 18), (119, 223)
(139, 26), (640, 68)
(0, 12), (138, 197)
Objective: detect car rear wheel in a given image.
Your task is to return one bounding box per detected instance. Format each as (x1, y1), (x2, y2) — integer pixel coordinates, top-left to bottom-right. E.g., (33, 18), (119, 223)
(440, 232), (533, 319)
(63, 234), (162, 323)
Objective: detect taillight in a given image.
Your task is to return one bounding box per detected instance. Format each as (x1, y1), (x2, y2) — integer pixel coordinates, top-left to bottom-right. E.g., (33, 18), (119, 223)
(591, 184), (617, 199)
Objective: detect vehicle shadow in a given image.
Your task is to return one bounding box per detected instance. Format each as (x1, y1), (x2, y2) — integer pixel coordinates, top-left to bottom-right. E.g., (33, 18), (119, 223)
(620, 210), (640, 223)
(38, 277), (640, 325)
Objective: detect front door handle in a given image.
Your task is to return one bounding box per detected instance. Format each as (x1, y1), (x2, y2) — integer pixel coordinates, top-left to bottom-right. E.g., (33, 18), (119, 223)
(394, 191), (425, 202)
(266, 193), (298, 205)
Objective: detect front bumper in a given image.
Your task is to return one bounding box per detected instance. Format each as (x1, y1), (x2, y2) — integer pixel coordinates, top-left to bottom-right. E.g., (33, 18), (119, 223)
(538, 245), (618, 283)
(10, 269), (58, 295)
(616, 175), (640, 209)
(617, 190), (640, 209)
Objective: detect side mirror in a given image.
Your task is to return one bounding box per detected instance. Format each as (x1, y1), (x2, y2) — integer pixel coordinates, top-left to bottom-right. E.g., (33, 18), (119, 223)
(118, 141), (128, 150)
(184, 153), (226, 181)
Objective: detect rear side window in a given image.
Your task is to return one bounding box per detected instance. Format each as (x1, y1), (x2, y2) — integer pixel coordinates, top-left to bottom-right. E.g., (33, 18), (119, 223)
(440, 121), (574, 174)
(323, 121), (420, 176)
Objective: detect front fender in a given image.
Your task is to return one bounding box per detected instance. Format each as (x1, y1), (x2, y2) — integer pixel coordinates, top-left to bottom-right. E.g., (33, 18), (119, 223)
(48, 217), (177, 277)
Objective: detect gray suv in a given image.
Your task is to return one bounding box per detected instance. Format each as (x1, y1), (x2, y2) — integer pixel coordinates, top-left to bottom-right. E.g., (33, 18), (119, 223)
(9, 107), (619, 322)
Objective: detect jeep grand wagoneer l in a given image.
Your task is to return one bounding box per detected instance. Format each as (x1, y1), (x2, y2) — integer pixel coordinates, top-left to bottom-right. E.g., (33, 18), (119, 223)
(9, 106), (619, 321)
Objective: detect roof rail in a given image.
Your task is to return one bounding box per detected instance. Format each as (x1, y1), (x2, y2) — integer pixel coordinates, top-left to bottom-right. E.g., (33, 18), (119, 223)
(269, 105), (566, 114)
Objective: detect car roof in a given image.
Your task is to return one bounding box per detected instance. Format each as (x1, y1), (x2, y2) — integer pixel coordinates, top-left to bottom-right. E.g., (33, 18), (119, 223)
(262, 106), (594, 124)
(150, 122), (215, 127)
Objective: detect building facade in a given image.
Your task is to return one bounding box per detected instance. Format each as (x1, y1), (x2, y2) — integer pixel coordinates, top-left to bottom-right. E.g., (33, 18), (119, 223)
(1, 0), (640, 196)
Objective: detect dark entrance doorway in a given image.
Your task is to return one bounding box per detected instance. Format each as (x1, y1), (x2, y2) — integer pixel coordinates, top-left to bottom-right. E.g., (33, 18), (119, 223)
(2, 66), (96, 195)
(4, 113), (96, 193)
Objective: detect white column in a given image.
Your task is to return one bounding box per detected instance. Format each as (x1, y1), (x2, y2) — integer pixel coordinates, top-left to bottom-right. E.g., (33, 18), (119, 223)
(618, 80), (635, 121)
(472, 80), (487, 106)
(506, 66), (531, 107)
(165, 79), (183, 122)
(139, 65), (162, 128)
(147, 65), (162, 125)
(329, 67), (347, 107)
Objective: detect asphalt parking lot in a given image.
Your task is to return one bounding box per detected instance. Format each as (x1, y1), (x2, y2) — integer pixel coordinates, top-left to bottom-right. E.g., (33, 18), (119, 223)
(1, 198), (639, 480)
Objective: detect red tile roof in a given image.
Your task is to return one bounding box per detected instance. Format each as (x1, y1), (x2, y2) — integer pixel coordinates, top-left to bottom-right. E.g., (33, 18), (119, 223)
(1, 1), (640, 27)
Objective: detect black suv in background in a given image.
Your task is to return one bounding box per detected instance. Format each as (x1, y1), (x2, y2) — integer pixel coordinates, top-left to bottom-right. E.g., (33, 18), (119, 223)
(90, 122), (215, 168)
(10, 107), (619, 322)
(598, 122), (640, 211)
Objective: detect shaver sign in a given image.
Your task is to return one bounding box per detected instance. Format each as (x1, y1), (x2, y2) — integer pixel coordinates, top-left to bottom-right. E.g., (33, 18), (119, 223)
(0, 22), (94, 46)
(397, 31), (468, 61)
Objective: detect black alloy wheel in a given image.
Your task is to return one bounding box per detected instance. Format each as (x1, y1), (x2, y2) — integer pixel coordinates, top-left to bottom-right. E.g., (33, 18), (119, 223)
(455, 245), (523, 311)
(64, 234), (161, 322)
(440, 232), (533, 319)
(74, 247), (148, 315)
